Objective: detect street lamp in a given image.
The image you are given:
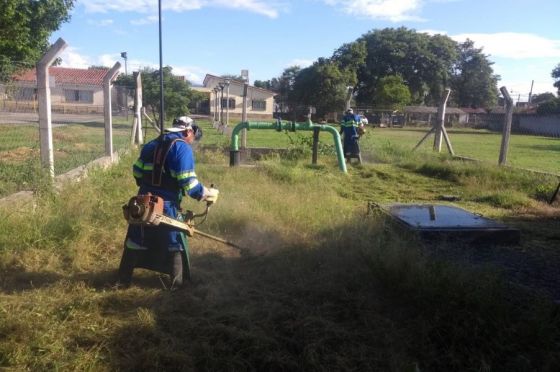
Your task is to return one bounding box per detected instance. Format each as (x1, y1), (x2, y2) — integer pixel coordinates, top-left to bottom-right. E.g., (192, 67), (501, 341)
(224, 79), (231, 126)
(120, 52), (128, 75)
(218, 82), (225, 126)
(213, 87), (219, 122)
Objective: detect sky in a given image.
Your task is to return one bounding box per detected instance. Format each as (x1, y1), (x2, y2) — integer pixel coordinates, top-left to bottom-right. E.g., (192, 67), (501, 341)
(50, 0), (560, 101)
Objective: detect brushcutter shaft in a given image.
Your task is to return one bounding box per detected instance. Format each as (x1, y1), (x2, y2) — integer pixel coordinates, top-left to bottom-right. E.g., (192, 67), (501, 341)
(193, 229), (243, 250)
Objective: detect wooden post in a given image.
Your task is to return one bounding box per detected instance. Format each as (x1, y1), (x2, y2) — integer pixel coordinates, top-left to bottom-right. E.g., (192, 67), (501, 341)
(37, 38), (67, 179)
(434, 88), (451, 152)
(312, 127), (320, 165)
(103, 62), (121, 160)
(499, 86), (514, 166)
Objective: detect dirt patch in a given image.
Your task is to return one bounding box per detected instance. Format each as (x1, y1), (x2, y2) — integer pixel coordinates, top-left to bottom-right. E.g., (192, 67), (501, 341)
(0, 147), (37, 164)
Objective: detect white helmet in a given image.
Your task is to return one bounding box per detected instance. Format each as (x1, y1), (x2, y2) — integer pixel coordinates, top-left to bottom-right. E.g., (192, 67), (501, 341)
(166, 116), (194, 132)
(346, 108), (354, 114)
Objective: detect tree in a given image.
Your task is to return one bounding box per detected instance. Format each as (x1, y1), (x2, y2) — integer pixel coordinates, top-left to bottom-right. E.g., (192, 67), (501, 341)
(274, 66), (301, 114)
(531, 92), (556, 105)
(254, 79), (273, 90)
(536, 98), (560, 114)
(331, 41), (367, 82)
(0, 0), (75, 82)
(221, 74), (244, 81)
(356, 27), (458, 106)
(374, 75), (411, 110)
(115, 66), (194, 124)
(292, 58), (354, 118)
(451, 40), (499, 108)
(552, 64), (560, 95)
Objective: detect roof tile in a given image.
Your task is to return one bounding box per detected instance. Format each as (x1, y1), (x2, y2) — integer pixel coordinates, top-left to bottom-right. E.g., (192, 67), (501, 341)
(15, 67), (109, 86)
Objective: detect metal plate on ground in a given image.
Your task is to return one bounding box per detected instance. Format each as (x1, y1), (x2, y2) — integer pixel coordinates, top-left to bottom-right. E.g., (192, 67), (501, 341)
(383, 204), (520, 245)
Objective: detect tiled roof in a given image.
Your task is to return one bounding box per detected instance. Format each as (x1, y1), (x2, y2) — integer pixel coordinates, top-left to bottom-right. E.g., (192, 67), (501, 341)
(15, 67), (109, 86)
(404, 106), (466, 114)
(202, 74), (276, 95)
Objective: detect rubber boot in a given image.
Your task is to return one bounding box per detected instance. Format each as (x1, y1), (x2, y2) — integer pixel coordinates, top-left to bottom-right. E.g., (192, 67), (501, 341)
(117, 248), (137, 287)
(170, 251), (183, 289)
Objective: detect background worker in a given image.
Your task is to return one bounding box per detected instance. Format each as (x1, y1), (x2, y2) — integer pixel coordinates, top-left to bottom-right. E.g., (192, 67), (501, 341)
(118, 116), (219, 288)
(340, 108), (364, 164)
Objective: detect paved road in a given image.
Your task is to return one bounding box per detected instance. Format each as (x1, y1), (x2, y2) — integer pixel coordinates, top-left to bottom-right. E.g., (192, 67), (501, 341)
(0, 111), (108, 125)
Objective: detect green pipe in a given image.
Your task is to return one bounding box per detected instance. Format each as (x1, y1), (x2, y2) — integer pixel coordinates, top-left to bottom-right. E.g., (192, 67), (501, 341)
(230, 120), (347, 172)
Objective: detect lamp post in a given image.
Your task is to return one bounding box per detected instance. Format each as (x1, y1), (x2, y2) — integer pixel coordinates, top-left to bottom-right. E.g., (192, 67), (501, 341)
(213, 87), (219, 122)
(157, 0), (164, 134)
(120, 51), (129, 120)
(218, 82), (225, 126)
(224, 79), (230, 126)
(120, 52), (128, 75)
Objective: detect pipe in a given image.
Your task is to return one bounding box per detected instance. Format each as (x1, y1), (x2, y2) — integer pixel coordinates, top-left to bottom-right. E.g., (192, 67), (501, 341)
(230, 120), (347, 172)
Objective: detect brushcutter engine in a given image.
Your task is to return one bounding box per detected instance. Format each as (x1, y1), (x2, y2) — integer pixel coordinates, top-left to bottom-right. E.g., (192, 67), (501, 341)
(123, 194), (195, 237)
(122, 193), (243, 250)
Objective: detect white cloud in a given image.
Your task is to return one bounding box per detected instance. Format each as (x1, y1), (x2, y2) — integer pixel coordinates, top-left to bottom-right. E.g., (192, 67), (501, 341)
(58, 47), (92, 68)
(172, 65), (210, 84)
(87, 19), (114, 26)
(323, 0), (424, 22)
(130, 15), (159, 25)
(286, 59), (313, 68)
(450, 32), (560, 59)
(80, 0), (283, 18)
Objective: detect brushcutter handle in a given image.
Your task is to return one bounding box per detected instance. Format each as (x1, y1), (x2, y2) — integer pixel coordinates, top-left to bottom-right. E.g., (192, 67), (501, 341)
(204, 183), (219, 206)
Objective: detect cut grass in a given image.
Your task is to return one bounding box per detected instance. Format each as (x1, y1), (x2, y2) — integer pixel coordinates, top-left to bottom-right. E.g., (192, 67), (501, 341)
(1, 119), (560, 371)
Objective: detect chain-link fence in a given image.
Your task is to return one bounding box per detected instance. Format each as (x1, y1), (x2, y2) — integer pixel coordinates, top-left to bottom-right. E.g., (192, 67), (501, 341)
(0, 81), (133, 198)
(362, 111), (560, 176)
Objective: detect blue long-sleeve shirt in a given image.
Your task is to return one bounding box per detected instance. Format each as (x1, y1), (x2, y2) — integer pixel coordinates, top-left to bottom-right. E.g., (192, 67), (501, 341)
(132, 132), (204, 205)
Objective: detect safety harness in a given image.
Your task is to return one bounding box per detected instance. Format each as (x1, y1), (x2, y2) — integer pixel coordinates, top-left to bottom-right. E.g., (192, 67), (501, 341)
(143, 137), (185, 192)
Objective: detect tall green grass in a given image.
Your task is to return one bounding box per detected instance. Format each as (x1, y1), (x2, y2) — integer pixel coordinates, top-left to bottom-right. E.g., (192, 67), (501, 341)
(1, 122), (559, 371)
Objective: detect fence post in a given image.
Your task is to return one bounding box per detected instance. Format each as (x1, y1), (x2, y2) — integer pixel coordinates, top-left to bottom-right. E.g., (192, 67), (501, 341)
(136, 72), (144, 144)
(103, 62), (121, 160)
(434, 88), (451, 152)
(499, 86), (514, 166)
(37, 38), (67, 180)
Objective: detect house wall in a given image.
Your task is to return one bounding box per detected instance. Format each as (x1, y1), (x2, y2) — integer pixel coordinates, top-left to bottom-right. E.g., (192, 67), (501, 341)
(1, 82), (118, 114)
(204, 76), (275, 120)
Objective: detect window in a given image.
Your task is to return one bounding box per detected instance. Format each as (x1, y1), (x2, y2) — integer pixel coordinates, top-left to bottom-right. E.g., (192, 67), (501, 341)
(221, 98), (236, 109)
(252, 100), (266, 111)
(15, 87), (36, 101)
(64, 89), (93, 103)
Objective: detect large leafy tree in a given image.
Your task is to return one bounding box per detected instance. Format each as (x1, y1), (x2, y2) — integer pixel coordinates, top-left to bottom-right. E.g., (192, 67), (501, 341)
(292, 58), (354, 118)
(0, 0), (74, 82)
(374, 75), (412, 110)
(274, 66), (301, 113)
(552, 64), (560, 95)
(531, 92), (556, 105)
(451, 40), (499, 108)
(116, 66), (194, 123)
(356, 27), (457, 106)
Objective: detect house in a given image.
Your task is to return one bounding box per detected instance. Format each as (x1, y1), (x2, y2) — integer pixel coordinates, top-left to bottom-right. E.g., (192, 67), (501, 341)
(3, 67), (122, 114)
(191, 74), (276, 121)
(403, 106), (468, 126)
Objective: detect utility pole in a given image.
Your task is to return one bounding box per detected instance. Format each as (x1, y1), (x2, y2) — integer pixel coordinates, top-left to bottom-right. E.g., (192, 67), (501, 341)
(528, 80), (534, 104)
(225, 79), (230, 126)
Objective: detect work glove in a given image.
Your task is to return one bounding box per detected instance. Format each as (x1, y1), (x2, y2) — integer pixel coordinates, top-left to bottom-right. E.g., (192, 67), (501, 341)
(202, 186), (219, 205)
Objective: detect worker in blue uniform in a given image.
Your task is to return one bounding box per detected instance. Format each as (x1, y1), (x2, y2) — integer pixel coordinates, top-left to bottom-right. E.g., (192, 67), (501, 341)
(340, 108), (364, 164)
(118, 116), (219, 288)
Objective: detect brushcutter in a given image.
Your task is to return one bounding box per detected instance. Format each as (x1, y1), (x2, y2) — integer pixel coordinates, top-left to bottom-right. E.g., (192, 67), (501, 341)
(122, 193), (241, 250)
